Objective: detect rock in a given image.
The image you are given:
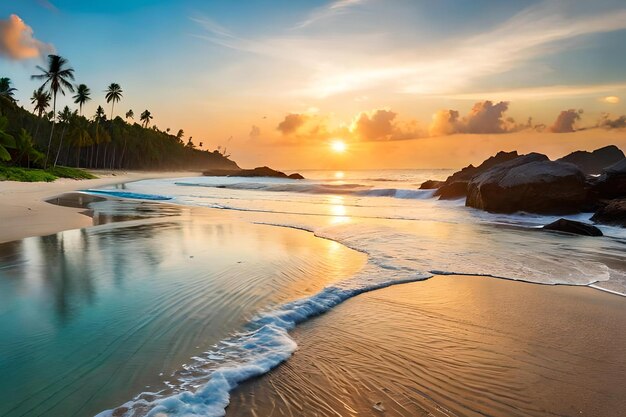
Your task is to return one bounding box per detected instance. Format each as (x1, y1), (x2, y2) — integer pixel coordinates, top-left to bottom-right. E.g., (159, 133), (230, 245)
(593, 158), (626, 199)
(591, 199), (626, 227)
(419, 179), (445, 189)
(466, 153), (590, 214)
(435, 181), (468, 199)
(543, 218), (603, 236)
(204, 166), (305, 179)
(435, 151), (519, 199)
(558, 145), (625, 175)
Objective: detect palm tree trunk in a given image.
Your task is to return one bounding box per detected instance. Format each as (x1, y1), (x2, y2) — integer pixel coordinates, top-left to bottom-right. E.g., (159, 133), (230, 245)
(45, 94), (57, 169)
(54, 124), (67, 167)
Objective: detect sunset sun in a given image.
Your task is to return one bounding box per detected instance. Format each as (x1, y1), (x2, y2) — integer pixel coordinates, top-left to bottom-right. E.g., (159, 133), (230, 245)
(331, 140), (347, 153)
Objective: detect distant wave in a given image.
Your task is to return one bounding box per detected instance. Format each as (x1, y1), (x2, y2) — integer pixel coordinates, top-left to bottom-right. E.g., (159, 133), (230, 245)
(84, 189), (173, 201)
(175, 181), (435, 200)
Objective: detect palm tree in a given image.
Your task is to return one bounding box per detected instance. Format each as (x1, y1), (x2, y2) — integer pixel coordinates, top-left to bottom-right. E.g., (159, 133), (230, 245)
(31, 54), (75, 168)
(14, 129), (44, 168)
(54, 106), (74, 167)
(93, 105), (106, 167)
(0, 116), (16, 161)
(31, 86), (51, 118)
(176, 129), (184, 143)
(0, 78), (17, 103)
(140, 110), (153, 128)
(125, 109), (134, 122)
(72, 84), (91, 116)
(105, 83), (123, 119)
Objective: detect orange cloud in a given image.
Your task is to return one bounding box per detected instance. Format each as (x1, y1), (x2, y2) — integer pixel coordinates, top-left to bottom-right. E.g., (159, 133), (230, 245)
(599, 114), (626, 129)
(550, 109), (583, 133)
(351, 109), (422, 141)
(0, 14), (54, 60)
(429, 101), (517, 136)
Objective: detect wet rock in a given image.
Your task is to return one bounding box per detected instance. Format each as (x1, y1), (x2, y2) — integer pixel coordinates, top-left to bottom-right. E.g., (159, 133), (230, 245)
(419, 179), (445, 189)
(435, 151), (519, 199)
(543, 218), (603, 236)
(204, 166), (305, 179)
(591, 199), (626, 227)
(466, 153), (589, 214)
(593, 158), (626, 199)
(558, 145), (625, 175)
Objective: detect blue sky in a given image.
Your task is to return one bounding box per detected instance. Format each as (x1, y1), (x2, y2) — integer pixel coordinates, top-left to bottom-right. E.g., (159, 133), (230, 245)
(1, 0), (626, 168)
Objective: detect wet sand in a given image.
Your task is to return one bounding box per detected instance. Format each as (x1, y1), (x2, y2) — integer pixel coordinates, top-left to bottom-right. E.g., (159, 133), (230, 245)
(228, 275), (626, 417)
(0, 171), (199, 243)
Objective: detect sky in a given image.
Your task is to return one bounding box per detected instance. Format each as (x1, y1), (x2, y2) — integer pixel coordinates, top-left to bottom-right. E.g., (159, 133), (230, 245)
(1, 0), (626, 169)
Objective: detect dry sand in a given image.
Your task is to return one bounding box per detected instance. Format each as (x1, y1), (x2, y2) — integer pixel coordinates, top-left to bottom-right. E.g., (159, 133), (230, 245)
(227, 274), (626, 417)
(0, 171), (199, 243)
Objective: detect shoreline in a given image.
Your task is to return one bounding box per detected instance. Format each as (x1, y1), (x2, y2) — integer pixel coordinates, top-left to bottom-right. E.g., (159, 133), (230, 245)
(0, 170), (200, 243)
(227, 274), (626, 417)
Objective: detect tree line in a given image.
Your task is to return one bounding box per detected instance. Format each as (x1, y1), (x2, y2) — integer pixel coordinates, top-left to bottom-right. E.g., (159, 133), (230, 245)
(0, 55), (238, 171)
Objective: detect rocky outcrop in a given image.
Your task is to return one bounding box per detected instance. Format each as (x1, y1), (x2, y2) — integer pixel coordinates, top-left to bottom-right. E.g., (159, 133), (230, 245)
(558, 145), (624, 175)
(203, 166), (305, 179)
(434, 151), (519, 200)
(543, 219), (603, 236)
(592, 158), (626, 199)
(466, 153), (589, 214)
(419, 180), (445, 190)
(591, 199), (626, 227)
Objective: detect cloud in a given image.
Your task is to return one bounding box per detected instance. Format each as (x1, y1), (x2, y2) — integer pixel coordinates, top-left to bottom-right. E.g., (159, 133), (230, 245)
(0, 14), (54, 60)
(249, 125), (261, 139)
(599, 114), (626, 129)
(277, 113), (309, 135)
(294, 0), (367, 29)
(36, 0), (58, 12)
(350, 109), (422, 141)
(276, 108), (423, 143)
(438, 84), (626, 101)
(550, 109), (583, 133)
(429, 101), (517, 136)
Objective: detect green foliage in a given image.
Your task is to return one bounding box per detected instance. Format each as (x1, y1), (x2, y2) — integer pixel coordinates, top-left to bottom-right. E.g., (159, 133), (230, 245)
(47, 166), (97, 179)
(0, 116), (16, 161)
(14, 129), (45, 165)
(0, 166), (57, 182)
(0, 165), (96, 182)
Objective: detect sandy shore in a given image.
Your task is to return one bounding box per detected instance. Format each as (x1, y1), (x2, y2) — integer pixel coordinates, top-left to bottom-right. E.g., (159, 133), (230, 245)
(0, 171), (199, 243)
(228, 275), (626, 417)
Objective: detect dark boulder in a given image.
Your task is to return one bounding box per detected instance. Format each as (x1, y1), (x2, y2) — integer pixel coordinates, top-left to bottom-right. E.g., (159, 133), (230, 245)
(419, 180), (445, 190)
(558, 145), (625, 175)
(435, 151), (519, 200)
(593, 158), (626, 199)
(435, 181), (469, 199)
(591, 199), (626, 227)
(466, 153), (589, 214)
(204, 166), (305, 179)
(543, 218), (603, 236)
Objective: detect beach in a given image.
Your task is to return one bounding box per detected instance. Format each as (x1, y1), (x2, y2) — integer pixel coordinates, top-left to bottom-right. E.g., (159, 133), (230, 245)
(0, 171), (200, 243)
(0, 171), (625, 417)
(228, 275), (626, 417)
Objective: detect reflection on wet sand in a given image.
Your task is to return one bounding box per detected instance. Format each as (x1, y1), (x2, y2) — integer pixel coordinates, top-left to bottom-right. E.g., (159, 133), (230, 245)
(0, 204), (366, 417)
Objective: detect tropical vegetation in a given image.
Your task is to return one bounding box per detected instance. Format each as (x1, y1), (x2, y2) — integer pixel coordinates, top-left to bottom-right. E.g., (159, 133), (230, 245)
(0, 54), (238, 181)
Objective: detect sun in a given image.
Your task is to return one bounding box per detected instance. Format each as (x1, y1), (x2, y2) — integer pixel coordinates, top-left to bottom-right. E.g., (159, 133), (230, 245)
(330, 140), (347, 153)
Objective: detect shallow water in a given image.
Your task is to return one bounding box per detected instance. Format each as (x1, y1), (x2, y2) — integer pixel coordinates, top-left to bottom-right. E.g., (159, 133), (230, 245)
(0, 203), (364, 417)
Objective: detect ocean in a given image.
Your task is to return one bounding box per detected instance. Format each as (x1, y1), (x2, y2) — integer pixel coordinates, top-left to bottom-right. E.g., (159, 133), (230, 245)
(1, 169), (624, 417)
